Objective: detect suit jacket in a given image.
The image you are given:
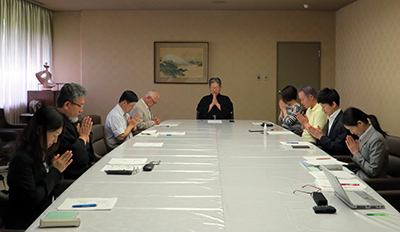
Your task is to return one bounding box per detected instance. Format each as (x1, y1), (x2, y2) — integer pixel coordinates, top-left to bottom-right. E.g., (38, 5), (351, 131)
(352, 126), (389, 179)
(317, 111), (351, 156)
(5, 147), (62, 229)
(56, 114), (95, 179)
(131, 99), (155, 134)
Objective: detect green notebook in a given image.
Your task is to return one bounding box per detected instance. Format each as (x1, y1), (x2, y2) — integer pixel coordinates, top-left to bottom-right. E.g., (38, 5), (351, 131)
(40, 212), (80, 228)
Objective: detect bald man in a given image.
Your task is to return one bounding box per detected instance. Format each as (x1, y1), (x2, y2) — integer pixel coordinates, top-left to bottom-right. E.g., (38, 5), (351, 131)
(130, 90), (161, 135)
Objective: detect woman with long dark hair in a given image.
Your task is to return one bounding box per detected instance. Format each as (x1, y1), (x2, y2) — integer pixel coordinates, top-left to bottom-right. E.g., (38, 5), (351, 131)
(342, 107), (388, 179)
(5, 106), (73, 229)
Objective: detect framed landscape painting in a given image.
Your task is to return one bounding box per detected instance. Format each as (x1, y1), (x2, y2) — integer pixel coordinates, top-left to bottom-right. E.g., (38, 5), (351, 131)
(154, 42), (209, 84)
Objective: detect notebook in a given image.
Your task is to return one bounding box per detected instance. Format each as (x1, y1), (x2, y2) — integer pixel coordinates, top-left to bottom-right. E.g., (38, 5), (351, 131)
(321, 165), (384, 209)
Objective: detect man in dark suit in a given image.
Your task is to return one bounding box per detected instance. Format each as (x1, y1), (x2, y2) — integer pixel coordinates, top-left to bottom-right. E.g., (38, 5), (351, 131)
(307, 88), (351, 156)
(56, 83), (95, 179)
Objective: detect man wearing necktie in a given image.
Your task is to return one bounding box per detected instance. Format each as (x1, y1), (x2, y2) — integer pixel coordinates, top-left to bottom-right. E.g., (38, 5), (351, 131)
(307, 88), (351, 156)
(130, 90), (161, 135)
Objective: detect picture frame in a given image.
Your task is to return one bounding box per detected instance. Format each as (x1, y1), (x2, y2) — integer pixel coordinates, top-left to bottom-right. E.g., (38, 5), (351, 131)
(154, 42), (209, 84)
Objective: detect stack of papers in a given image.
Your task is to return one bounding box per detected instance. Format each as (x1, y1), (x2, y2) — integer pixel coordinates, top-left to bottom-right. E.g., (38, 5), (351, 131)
(101, 158), (147, 172)
(301, 156), (347, 167)
(40, 212), (80, 228)
(310, 171), (366, 191)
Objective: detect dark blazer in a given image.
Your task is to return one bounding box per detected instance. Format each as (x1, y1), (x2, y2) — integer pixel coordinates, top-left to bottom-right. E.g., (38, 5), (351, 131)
(317, 111), (351, 156)
(5, 147), (62, 229)
(56, 114), (94, 179)
(196, 94), (233, 119)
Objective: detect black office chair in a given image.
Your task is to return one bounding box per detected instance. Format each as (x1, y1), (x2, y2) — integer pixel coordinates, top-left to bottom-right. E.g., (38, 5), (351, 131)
(0, 171), (9, 229)
(363, 135), (400, 212)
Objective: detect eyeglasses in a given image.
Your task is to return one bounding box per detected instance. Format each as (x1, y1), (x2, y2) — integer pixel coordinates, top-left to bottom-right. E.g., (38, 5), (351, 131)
(150, 97), (157, 104)
(70, 101), (84, 108)
(293, 184), (321, 195)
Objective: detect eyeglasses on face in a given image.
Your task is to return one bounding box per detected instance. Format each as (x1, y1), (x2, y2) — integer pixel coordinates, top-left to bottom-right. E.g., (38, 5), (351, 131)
(150, 97), (157, 104)
(70, 101), (84, 108)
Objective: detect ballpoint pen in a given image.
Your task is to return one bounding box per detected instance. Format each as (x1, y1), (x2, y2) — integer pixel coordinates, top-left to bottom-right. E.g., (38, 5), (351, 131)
(341, 183), (359, 186)
(316, 158), (331, 160)
(72, 203), (97, 208)
(367, 213), (388, 216)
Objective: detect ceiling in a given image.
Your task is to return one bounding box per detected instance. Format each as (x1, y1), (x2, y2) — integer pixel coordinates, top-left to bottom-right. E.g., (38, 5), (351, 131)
(27, 0), (357, 12)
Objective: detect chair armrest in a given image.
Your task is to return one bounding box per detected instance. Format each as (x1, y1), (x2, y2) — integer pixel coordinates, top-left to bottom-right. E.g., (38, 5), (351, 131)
(7, 123), (26, 128)
(0, 129), (18, 141)
(332, 155), (353, 163)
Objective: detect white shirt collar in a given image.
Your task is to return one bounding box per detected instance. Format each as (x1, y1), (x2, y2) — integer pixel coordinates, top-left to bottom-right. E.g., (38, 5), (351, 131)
(116, 104), (129, 119)
(359, 124), (373, 141)
(328, 108), (341, 122)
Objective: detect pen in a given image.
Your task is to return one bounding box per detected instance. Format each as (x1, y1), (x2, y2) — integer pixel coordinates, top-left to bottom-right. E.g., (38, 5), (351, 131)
(316, 158), (331, 160)
(287, 142), (298, 144)
(341, 183), (360, 186)
(367, 213), (388, 216)
(72, 203), (97, 208)
(166, 134), (172, 136)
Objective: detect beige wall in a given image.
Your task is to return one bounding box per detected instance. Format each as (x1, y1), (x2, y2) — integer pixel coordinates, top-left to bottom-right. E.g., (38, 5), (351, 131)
(52, 12), (82, 85)
(53, 10), (336, 123)
(336, 0), (400, 136)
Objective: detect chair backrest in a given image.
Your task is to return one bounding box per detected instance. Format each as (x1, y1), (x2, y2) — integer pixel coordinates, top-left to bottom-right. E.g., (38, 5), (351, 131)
(386, 135), (400, 178)
(0, 190), (9, 227)
(91, 124), (108, 157)
(0, 109), (8, 128)
(88, 115), (102, 125)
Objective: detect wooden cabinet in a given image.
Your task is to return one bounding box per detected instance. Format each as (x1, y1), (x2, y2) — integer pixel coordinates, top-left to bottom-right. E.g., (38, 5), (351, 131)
(27, 91), (60, 111)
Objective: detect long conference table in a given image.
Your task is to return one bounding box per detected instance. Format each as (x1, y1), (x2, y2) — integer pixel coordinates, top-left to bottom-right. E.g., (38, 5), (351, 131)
(27, 120), (400, 231)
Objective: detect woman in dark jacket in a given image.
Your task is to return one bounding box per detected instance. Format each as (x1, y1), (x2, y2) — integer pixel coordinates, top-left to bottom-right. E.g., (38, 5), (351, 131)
(5, 106), (73, 229)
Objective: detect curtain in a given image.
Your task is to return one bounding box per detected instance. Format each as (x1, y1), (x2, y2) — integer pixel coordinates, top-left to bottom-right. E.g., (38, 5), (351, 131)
(0, 0), (52, 123)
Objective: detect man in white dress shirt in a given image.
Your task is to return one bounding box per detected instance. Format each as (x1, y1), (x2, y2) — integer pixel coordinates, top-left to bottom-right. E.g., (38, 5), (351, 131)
(105, 90), (140, 146)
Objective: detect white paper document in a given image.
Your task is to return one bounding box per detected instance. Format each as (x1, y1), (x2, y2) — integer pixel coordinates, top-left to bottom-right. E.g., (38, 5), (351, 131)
(310, 170), (355, 179)
(101, 158), (148, 172)
(208, 120), (222, 124)
(267, 130), (292, 135)
(157, 132), (186, 136)
(315, 179), (367, 191)
(58, 198), (118, 211)
(101, 164), (135, 172)
(136, 133), (159, 137)
(108, 158), (147, 165)
(136, 130), (159, 137)
(133, 142), (164, 147)
(301, 158), (347, 166)
(159, 123), (180, 127)
(281, 141), (313, 146)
